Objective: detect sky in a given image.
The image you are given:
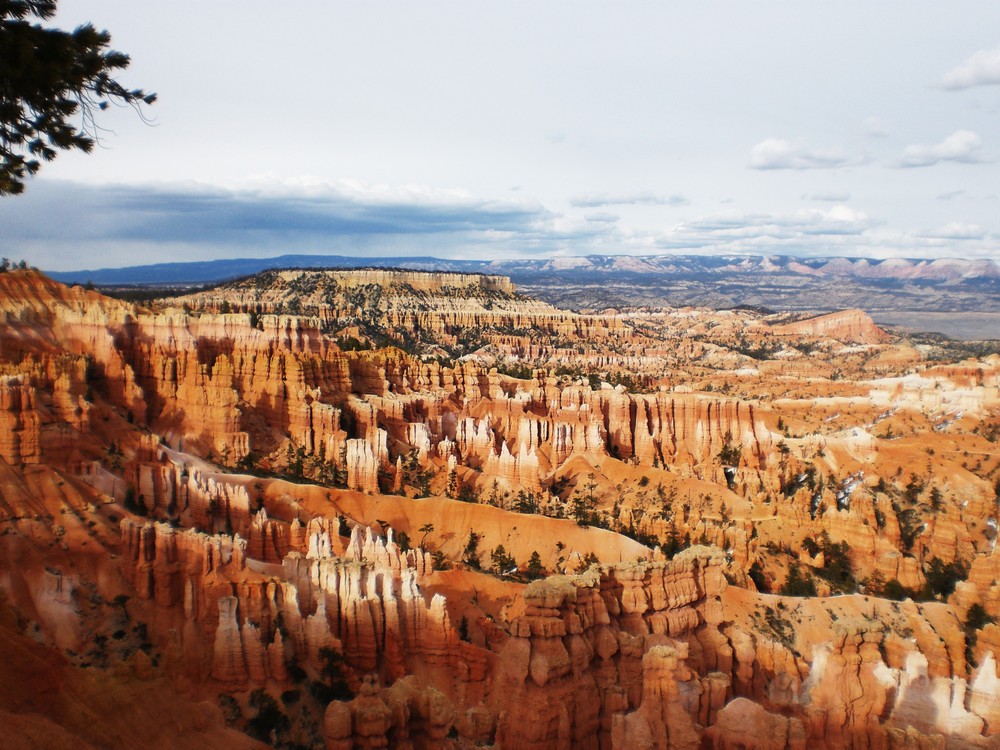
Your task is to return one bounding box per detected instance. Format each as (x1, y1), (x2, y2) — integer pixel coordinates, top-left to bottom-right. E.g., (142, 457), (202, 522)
(4, 1), (1000, 272)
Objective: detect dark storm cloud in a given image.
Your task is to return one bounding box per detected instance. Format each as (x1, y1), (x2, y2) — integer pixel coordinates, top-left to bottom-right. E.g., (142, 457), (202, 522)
(3, 179), (552, 246)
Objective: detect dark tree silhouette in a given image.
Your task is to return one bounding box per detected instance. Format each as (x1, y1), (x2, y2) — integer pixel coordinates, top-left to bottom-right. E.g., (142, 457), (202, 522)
(0, 0), (155, 194)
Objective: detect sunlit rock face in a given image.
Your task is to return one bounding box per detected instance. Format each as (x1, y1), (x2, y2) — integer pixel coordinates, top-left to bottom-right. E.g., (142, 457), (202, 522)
(770, 308), (892, 345)
(0, 267), (998, 748)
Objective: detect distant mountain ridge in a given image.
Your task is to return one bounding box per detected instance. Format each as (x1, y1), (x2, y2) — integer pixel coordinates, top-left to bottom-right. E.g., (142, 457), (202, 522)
(47, 253), (1000, 287)
(47, 252), (1000, 317)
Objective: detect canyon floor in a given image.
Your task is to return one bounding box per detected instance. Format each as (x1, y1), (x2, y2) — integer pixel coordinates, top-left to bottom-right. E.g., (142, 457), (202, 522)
(1, 266), (999, 749)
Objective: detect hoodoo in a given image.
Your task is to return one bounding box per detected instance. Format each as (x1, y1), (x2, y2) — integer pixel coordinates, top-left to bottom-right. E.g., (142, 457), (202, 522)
(0, 267), (997, 748)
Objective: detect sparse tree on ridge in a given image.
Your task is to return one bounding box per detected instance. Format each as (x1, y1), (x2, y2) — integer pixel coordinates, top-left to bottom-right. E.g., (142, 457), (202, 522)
(527, 550), (544, 578)
(0, 0), (156, 195)
(418, 522), (434, 549)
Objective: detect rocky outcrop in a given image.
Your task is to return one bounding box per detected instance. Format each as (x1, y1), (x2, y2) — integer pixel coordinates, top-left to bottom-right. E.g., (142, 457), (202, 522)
(118, 517), (473, 697)
(770, 309), (890, 344)
(323, 674), (458, 749)
(176, 269), (630, 345)
(495, 548), (727, 749)
(704, 698), (807, 750)
(303, 269), (514, 295)
(0, 377), (41, 465)
(610, 643), (720, 750)
(3, 269), (1000, 749)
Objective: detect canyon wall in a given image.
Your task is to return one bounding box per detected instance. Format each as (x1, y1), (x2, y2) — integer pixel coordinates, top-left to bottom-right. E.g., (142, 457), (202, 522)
(0, 269), (998, 748)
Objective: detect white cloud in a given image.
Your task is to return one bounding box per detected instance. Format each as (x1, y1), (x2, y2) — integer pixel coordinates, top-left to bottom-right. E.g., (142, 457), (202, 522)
(570, 191), (688, 208)
(632, 206), (1000, 261)
(748, 138), (859, 170)
(11, 179), (1000, 272)
(916, 222), (985, 240)
(941, 47), (1000, 90)
(583, 211), (620, 223)
(229, 174), (546, 212)
(821, 205), (871, 229)
(936, 189), (966, 201)
(803, 190), (852, 202)
(679, 205), (873, 244)
(862, 117), (890, 138)
(893, 130), (986, 168)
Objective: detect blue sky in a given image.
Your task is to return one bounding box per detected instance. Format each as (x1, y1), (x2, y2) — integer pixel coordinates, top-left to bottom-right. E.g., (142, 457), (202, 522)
(4, 1), (1000, 271)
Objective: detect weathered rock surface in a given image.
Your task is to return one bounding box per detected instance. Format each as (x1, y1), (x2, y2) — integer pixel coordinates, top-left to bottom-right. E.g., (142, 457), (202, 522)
(0, 268), (998, 748)
(770, 308), (891, 344)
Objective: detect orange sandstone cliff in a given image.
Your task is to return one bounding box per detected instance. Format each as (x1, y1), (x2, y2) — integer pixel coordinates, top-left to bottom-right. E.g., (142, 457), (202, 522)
(0, 268), (997, 748)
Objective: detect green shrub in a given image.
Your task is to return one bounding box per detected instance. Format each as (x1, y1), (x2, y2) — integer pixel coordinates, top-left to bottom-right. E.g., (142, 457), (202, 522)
(246, 689), (288, 741)
(779, 562), (817, 597)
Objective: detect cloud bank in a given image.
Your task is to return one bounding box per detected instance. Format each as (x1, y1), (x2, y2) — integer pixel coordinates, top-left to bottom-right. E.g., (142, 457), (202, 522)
(569, 191), (688, 208)
(748, 138), (859, 170)
(3, 179), (578, 270)
(7, 179), (1000, 272)
(916, 222), (985, 240)
(942, 47), (1000, 89)
(803, 190), (852, 203)
(893, 130), (986, 168)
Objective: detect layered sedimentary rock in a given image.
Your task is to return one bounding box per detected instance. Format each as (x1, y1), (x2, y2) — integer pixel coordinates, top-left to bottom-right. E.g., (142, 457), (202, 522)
(494, 548), (727, 749)
(0, 268), (999, 748)
(769, 309), (891, 344)
(117, 517), (466, 691)
(322, 674), (457, 749)
(704, 698), (807, 750)
(176, 269), (629, 345)
(0, 377), (41, 465)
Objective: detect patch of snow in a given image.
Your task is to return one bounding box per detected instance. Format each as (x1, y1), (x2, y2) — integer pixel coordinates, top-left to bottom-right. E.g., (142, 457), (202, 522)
(836, 471), (864, 511)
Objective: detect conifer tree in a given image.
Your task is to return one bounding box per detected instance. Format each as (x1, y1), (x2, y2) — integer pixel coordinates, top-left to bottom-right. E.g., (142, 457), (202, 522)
(0, 1), (155, 194)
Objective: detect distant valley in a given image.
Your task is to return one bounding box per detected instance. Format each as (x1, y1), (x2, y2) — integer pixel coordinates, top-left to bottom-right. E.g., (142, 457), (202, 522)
(50, 255), (1000, 313)
(49, 253), (1000, 339)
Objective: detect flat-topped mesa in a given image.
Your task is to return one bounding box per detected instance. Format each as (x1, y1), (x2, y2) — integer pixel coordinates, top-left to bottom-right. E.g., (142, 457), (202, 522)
(292, 268), (517, 295)
(174, 267), (632, 345)
(769, 308), (890, 345)
(213, 268), (519, 304)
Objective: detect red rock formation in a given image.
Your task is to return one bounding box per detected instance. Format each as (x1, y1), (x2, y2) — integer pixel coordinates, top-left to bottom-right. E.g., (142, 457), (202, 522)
(323, 674), (458, 749)
(1, 269), (999, 748)
(0, 377), (41, 465)
(176, 269), (629, 349)
(770, 309), (891, 344)
(495, 548), (727, 749)
(704, 698), (807, 750)
(610, 643), (712, 750)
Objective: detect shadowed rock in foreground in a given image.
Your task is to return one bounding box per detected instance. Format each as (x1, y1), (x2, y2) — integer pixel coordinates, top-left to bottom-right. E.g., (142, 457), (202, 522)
(0, 268), (998, 748)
